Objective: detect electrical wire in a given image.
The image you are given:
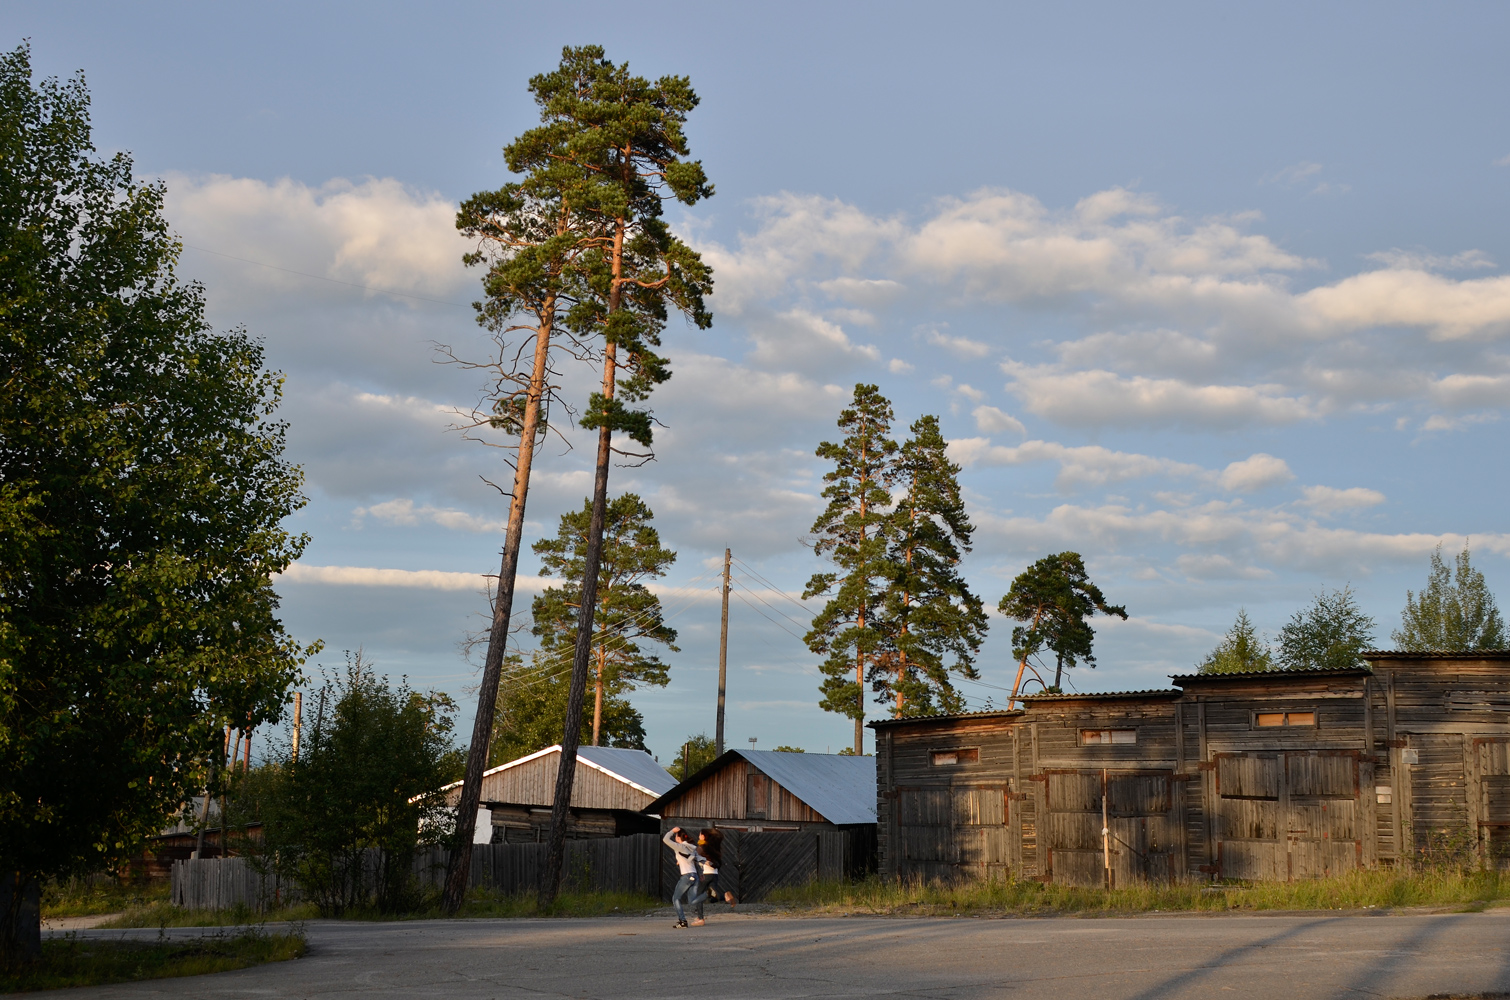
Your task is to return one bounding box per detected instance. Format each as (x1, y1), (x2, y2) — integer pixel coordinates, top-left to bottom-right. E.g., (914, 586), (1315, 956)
(730, 556), (818, 617)
(730, 576), (813, 633)
(729, 589), (809, 644)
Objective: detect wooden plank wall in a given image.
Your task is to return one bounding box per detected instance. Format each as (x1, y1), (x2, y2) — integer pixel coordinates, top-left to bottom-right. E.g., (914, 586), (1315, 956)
(478, 752), (656, 812)
(658, 759), (824, 824)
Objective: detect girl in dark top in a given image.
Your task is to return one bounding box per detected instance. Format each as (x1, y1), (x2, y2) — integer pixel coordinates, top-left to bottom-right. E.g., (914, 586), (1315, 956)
(696, 828), (736, 914)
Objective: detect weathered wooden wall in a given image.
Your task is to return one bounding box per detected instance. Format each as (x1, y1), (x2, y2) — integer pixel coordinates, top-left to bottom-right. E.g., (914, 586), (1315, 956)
(474, 752), (657, 812)
(875, 654), (1510, 884)
(657, 758), (825, 826)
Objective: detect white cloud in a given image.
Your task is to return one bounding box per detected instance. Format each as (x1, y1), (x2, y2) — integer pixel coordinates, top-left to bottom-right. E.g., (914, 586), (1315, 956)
(923, 328), (993, 358)
(1420, 411), (1501, 432)
(1175, 553), (1273, 581)
(948, 437), (1205, 489)
(972, 405), (1026, 436)
(888, 358), (915, 374)
(1299, 268), (1510, 340)
(1263, 162), (1323, 186)
(1298, 485), (1386, 515)
(745, 308), (880, 369)
(354, 499), (507, 533)
(1003, 364), (1318, 429)
(1428, 374), (1510, 409)
(1365, 248), (1494, 272)
(954, 383), (986, 402)
(1217, 454), (1295, 493)
(280, 564), (491, 591)
(164, 173), (468, 302)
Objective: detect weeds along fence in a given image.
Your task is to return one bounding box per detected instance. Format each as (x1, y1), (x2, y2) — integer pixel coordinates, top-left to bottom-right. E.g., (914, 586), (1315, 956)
(171, 834), (662, 910)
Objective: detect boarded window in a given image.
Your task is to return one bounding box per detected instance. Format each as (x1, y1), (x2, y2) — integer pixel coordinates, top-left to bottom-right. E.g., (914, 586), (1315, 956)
(931, 747), (980, 766)
(1254, 711), (1315, 727)
(1081, 729), (1136, 745)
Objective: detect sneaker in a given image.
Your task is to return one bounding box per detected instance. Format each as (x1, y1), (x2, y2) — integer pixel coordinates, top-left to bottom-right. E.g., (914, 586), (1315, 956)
(675, 919), (687, 928)
(690, 918), (705, 926)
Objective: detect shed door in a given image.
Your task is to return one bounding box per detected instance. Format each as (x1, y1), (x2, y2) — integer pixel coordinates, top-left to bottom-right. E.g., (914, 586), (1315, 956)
(1213, 751), (1365, 880)
(747, 772), (770, 819)
(1474, 739), (1510, 869)
(1042, 770), (1179, 888)
(895, 785), (1008, 881)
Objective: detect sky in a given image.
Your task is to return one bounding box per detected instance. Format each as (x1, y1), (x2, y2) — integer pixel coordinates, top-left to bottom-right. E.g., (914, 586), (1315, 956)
(7, 2), (1510, 761)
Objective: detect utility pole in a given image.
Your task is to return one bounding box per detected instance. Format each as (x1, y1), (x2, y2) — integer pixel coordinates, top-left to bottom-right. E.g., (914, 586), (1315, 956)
(715, 548), (731, 756)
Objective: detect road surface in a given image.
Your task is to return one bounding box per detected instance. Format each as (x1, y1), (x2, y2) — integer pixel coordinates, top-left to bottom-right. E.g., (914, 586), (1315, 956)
(43, 909), (1510, 999)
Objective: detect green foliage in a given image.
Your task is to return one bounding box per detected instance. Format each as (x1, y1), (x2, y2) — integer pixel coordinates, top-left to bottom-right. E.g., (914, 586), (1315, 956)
(515, 45), (714, 448)
(529, 493), (677, 745)
(0, 929), (304, 992)
(1199, 609), (1275, 674)
(1277, 586), (1376, 671)
(880, 415), (988, 717)
(0, 44), (312, 956)
(998, 553), (1127, 690)
(804, 385), (899, 746)
(1393, 544), (1506, 651)
(771, 746), (805, 753)
(255, 653), (458, 916)
(671, 733), (717, 781)
(490, 652), (647, 765)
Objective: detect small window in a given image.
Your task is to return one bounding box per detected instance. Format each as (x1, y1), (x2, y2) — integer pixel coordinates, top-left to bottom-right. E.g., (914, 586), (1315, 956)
(930, 748), (979, 766)
(1254, 711), (1315, 727)
(1080, 729), (1136, 745)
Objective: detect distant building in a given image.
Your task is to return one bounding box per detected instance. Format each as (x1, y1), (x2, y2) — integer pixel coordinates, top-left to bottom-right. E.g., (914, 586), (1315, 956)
(440, 745), (675, 844)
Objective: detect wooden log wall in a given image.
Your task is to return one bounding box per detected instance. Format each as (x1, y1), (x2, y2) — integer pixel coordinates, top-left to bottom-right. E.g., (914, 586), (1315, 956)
(657, 758), (824, 824)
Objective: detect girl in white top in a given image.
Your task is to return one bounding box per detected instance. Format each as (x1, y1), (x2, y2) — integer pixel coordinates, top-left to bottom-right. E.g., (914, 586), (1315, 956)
(662, 826), (707, 927)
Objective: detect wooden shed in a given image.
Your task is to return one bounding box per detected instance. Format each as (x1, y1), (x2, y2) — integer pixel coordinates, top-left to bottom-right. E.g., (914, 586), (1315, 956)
(440, 745), (675, 843)
(871, 652), (1510, 886)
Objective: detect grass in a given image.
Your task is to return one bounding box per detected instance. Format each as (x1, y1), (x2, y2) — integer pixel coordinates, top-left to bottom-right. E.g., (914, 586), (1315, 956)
(452, 887), (662, 919)
(765, 869), (1510, 917)
(41, 876), (169, 918)
(0, 928), (305, 993)
(100, 900), (320, 928)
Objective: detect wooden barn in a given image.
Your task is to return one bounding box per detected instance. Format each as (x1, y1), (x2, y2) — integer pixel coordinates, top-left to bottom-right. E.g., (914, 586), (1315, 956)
(872, 651), (1510, 886)
(643, 750), (878, 901)
(440, 745), (675, 844)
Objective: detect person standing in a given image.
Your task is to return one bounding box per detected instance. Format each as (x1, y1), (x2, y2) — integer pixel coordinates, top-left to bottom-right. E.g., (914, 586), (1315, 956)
(696, 829), (736, 914)
(663, 826), (707, 927)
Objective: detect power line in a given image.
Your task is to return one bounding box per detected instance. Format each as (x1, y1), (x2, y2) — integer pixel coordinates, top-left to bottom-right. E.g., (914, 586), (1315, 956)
(730, 556), (817, 617)
(730, 576), (813, 634)
(730, 589), (809, 644)
(180, 243), (472, 308)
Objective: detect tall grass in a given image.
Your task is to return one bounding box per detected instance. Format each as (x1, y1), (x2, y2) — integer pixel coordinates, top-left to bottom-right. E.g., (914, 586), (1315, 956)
(41, 876), (169, 918)
(767, 869), (1510, 916)
(455, 887), (661, 919)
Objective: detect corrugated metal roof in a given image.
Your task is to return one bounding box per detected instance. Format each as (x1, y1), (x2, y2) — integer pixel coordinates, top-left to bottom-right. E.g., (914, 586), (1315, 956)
(438, 744), (675, 798)
(576, 745), (677, 796)
(739, 750), (876, 825)
(1362, 649), (1510, 660)
(1170, 667), (1372, 683)
(645, 749), (876, 825)
(1022, 688), (1182, 702)
(869, 708), (1025, 728)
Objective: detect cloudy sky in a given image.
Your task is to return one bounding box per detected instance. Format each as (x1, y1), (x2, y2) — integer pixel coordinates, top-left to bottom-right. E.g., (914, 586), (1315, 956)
(9, 2), (1510, 759)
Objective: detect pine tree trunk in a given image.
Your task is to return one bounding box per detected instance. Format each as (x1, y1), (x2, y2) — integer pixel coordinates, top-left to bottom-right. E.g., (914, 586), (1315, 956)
(441, 307), (555, 914)
(542, 217), (625, 906)
(592, 648), (604, 746)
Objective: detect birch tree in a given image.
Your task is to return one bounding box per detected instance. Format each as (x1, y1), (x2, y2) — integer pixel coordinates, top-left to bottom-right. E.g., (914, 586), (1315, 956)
(1393, 543), (1506, 651)
(804, 384), (898, 752)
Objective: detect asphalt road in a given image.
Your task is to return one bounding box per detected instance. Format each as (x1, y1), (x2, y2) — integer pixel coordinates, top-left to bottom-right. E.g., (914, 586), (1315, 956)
(42, 909), (1510, 999)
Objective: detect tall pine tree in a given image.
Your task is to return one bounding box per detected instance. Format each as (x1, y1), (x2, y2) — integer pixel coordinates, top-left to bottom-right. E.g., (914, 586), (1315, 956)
(1393, 544), (1506, 651)
(1199, 609), (1274, 674)
(804, 384), (898, 752)
(998, 553), (1126, 703)
(530, 494), (678, 746)
(878, 415), (988, 717)
(516, 46), (713, 904)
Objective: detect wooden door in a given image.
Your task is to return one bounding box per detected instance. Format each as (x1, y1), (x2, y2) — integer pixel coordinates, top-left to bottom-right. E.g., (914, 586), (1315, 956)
(894, 785), (1009, 882)
(746, 772), (770, 819)
(1473, 738), (1510, 869)
(1212, 751), (1364, 880)
(1042, 770), (1180, 887)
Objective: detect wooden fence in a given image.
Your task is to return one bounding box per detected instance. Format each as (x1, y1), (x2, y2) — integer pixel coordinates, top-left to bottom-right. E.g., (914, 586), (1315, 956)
(172, 828), (873, 910)
(172, 858), (298, 911)
(172, 834), (661, 910)
(659, 827), (878, 903)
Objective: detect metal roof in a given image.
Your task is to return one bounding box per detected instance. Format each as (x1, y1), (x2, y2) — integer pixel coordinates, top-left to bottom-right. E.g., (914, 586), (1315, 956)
(869, 708), (1026, 728)
(645, 749), (877, 825)
(438, 744), (676, 798)
(1362, 649), (1510, 660)
(1022, 688), (1182, 702)
(1170, 667), (1372, 684)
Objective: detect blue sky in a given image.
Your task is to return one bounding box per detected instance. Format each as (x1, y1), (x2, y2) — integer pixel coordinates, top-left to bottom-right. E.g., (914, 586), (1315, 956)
(8, 2), (1510, 760)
